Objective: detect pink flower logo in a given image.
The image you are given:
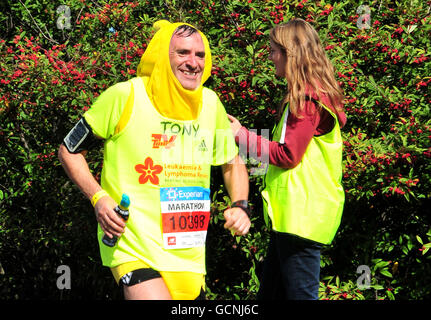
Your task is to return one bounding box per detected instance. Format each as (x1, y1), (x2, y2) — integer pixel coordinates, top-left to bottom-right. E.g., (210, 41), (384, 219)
(135, 157), (163, 185)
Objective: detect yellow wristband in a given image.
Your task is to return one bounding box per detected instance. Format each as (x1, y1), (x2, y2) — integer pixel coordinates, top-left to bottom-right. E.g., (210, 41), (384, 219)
(91, 190), (109, 207)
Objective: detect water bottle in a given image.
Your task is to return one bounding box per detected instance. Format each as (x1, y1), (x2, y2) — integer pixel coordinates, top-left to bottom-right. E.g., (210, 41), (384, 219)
(102, 193), (130, 247)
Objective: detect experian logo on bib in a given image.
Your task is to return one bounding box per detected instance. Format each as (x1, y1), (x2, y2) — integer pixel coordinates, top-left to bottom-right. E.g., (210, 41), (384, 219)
(177, 189), (203, 200)
(165, 187), (204, 201)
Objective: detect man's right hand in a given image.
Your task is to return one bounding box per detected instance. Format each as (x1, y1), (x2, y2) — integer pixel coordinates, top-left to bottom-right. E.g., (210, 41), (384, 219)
(94, 196), (126, 239)
(58, 144), (126, 239)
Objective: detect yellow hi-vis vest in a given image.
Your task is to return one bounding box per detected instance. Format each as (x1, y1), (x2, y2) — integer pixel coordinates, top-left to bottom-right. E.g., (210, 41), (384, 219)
(84, 76), (237, 274)
(261, 100), (345, 245)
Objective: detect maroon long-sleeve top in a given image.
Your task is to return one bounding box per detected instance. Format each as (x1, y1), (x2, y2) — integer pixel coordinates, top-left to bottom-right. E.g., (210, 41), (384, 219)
(235, 93), (347, 169)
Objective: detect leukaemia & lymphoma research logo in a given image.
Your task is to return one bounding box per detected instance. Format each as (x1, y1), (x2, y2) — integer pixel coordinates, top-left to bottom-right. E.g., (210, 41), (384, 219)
(135, 157), (163, 185)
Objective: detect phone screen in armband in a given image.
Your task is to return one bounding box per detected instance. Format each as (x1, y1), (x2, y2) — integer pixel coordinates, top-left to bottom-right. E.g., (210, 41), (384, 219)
(63, 118), (91, 153)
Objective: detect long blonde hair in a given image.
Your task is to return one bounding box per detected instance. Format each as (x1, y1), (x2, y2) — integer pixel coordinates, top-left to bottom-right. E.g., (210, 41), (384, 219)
(270, 18), (344, 119)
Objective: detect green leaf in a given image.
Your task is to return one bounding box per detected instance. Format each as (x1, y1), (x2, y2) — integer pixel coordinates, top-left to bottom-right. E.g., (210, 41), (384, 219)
(374, 260), (389, 269)
(246, 45), (253, 56)
(380, 269), (393, 278)
(417, 235), (423, 245)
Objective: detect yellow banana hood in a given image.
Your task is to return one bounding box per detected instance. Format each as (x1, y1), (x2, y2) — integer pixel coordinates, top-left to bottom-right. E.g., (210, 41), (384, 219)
(137, 20), (212, 120)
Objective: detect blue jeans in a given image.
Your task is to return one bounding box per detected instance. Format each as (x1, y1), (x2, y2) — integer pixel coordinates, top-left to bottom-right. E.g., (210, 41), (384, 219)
(257, 231), (322, 300)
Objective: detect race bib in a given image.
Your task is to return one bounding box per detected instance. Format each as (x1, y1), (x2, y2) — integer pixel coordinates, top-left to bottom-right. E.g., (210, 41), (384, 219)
(160, 186), (211, 249)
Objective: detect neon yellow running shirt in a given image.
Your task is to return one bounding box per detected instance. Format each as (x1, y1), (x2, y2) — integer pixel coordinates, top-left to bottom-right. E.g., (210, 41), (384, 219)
(84, 76), (237, 274)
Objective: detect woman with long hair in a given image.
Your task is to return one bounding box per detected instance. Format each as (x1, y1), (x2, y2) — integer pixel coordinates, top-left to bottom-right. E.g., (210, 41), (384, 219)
(228, 18), (347, 300)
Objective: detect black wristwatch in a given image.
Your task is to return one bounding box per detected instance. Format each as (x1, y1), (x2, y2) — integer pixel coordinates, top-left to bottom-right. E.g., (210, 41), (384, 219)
(231, 200), (251, 216)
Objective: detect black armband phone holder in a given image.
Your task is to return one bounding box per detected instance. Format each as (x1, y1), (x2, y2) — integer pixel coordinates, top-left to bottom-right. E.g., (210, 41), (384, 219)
(63, 118), (100, 153)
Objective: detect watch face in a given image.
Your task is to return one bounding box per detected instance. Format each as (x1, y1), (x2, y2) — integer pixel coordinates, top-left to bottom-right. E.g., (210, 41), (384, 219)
(232, 200), (248, 208)
(231, 200), (250, 215)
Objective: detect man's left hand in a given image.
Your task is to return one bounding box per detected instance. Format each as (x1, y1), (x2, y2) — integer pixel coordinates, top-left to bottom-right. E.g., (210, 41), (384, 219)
(223, 207), (251, 236)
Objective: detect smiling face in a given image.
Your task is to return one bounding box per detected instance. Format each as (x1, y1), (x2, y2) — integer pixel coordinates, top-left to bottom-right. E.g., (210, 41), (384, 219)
(169, 32), (205, 90)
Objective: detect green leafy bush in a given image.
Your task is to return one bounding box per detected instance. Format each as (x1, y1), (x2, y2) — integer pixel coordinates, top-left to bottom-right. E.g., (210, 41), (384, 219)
(1, 0), (430, 300)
